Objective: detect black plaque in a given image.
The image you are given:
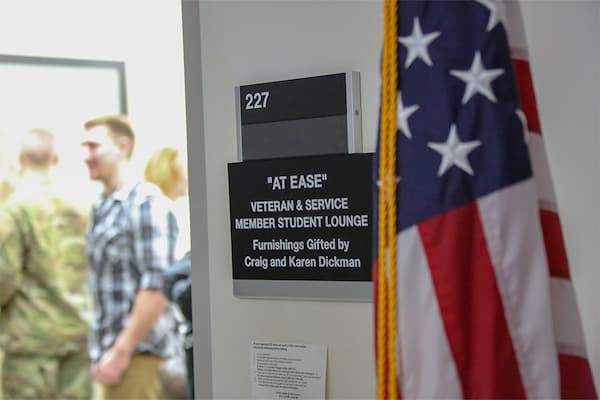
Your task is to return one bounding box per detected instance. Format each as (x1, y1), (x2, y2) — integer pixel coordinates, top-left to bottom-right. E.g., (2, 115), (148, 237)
(236, 72), (362, 161)
(239, 73), (347, 125)
(228, 153), (373, 297)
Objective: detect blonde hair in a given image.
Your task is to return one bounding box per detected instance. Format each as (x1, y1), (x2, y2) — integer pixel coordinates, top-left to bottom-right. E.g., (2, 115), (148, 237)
(84, 115), (135, 159)
(144, 147), (184, 200)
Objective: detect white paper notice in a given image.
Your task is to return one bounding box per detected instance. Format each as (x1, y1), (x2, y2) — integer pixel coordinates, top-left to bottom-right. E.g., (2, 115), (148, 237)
(250, 340), (327, 399)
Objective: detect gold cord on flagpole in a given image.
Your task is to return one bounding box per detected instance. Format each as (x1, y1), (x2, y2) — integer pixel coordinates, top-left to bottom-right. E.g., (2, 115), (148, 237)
(376, 35), (390, 396)
(377, 0), (398, 398)
(376, 0), (390, 393)
(384, 0), (398, 398)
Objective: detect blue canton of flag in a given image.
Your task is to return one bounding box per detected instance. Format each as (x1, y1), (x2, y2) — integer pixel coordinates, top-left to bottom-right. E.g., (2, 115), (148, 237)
(396, 0), (531, 230)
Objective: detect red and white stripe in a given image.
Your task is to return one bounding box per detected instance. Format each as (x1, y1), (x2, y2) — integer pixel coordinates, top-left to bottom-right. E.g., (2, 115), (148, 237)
(507, 2), (596, 398)
(397, 178), (559, 398)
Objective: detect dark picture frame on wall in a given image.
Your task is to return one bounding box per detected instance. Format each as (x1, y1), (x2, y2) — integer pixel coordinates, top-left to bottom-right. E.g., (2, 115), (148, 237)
(0, 54), (127, 113)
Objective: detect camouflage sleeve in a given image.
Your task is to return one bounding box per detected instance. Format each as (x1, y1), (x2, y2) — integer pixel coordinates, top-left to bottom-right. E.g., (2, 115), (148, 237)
(0, 206), (24, 306)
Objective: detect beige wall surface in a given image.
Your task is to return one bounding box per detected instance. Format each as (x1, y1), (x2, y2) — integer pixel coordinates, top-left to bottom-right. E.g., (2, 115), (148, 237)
(197, 0), (599, 397)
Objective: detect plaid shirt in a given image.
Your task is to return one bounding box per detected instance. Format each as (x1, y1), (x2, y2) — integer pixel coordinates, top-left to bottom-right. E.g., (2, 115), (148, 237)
(87, 181), (179, 362)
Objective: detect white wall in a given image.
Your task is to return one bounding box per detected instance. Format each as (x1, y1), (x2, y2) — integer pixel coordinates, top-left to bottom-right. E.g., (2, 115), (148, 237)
(198, 1), (381, 398)
(197, 0), (599, 397)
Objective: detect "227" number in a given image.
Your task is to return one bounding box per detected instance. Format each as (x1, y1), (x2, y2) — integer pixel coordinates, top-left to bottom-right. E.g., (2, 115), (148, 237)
(245, 91), (269, 110)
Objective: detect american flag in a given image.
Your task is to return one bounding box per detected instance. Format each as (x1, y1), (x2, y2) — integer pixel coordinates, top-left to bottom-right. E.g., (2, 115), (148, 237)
(374, 0), (597, 398)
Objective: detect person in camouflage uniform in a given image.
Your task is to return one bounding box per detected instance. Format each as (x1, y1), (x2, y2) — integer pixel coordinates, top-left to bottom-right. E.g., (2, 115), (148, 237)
(0, 128), (91, 399)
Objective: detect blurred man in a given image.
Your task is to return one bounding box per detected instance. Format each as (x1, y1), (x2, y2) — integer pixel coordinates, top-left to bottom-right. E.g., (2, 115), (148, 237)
(0, 128), (91, 399)
(81, 115), (179, 399)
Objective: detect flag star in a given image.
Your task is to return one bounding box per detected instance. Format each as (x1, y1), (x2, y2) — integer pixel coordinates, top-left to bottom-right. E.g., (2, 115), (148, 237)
(450, 51), (504, 104)
(427, 124), (481, 176)
(376, 175), (401, 188)
(398, 17), (441, 68)
(397, 92), (419, 139)
(516, 109), (529, 143)
(475, 0), (507, 32)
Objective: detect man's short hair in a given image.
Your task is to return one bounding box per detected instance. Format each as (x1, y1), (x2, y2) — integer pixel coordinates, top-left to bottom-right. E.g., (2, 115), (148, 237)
(84, 115), (135, 159)
(20, 128), (56, 168)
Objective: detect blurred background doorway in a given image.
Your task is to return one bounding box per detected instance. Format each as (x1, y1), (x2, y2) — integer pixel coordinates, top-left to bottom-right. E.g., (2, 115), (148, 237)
(0, 2), (188, 398)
